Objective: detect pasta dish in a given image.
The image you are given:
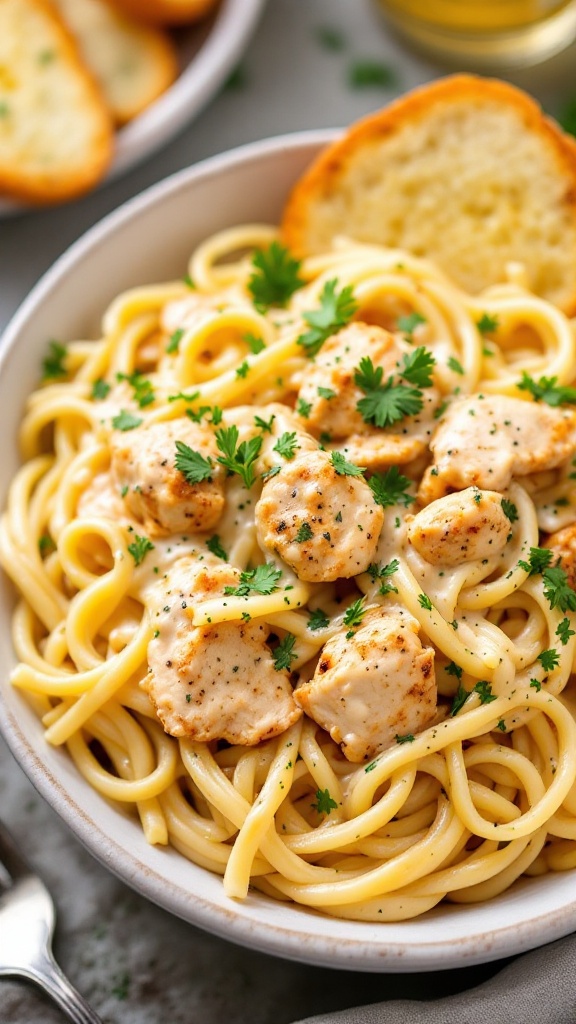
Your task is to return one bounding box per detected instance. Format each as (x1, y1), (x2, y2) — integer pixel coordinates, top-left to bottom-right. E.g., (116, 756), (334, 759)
(3, 224), (576, 923)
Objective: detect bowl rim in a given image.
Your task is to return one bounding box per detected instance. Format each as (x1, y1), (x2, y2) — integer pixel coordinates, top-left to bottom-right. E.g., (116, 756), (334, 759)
(2, 129), (576, 973)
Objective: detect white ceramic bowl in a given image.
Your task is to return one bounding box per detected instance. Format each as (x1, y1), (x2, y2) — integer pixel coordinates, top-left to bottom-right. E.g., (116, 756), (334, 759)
(1, 133), (576, 972)
(0, 0), (266, 215)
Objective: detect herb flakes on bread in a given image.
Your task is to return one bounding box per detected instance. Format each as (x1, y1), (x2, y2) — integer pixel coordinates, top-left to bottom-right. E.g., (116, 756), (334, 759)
(0, 0), (114, 204)
(281, 75), (576, 315)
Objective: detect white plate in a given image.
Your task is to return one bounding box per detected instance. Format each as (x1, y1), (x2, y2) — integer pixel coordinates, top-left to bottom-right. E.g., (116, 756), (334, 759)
(0, 0), (266, 216)
(1, 133), (576, 972)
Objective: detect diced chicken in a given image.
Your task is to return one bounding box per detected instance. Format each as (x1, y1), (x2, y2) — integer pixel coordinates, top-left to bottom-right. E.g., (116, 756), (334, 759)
(294, 608), (436, 762)
(419, 395), (576, 504)
(146, 560), (301, 743)
(111, 418), (225, 537)
(407, 487), (511, 566)
(543, 522), (576, 589)
(255, 449), (384, 582)
(296, 321), (421, 439)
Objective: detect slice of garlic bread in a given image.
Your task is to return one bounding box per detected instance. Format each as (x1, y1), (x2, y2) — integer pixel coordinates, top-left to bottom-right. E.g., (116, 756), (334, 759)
(0, 0), (114, 204)
(52, 0), (178, 125)
(107, 0), (217, 25)
(281, 75), (576, 315)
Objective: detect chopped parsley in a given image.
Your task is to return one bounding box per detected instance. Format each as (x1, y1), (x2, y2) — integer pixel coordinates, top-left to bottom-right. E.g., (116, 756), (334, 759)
(91, 378), (110, 400)
(317, 386), (337, 400)
(330, 450), (365, 477)
(538, 648), (560, 672)
(307, 607), (330, 631)
(295, 522), (313, 543)
(311, 788), (338, 815)
(530, 678), (542, 692)
(38, 534), (55, 556)
(518, 547), (554, 576)
(418, 593), (433, 611)
(215, 425), (262, 489)
(272, 633), (298, 671)
(127, 533), (154, 566)
(116, 370), (155, 408)
(224, 563), (282, 597)
(254, 414), (275, 433)
(450, 684), (469, 716)
(244, 333), (266, 355)
(343, 596), (366, 635)
(354, 353), (429, 427)
(395, 732), (415, 744)
(501, 498), (518, 523)
(41, 340), (67, 380)
(315, 25), (346, 51)
(166, 327), (184, 354)
(517, 371), (576, 407)
(111, 409), (142, 431)
(296, 397), (312, 418)
(396, 311), (427, 338)
(348, 59), (396, 88)
(174, 441), (214, 484)
(235, 360), (250, 379)
(556, 617), (575, 645)
(273, 431), (300, 460)
(247, 241), (303, 311)
(398, 346), (436, 388)
(368, 466), (413, 508)
(206, 535), (227, 561)
(542, 566), (576, 613)
(447, 355), (465, 376)
(367, 559), (399, 595)
(476, 312), (499, 334)
(445, 661), (463, 680)
(297, 278), (358, 357)
(474, 680), (497, 705)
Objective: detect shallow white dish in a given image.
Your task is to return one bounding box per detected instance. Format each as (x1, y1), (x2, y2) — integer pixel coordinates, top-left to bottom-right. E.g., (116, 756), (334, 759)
(1, 132), (576, 972)
(0, 0), (266, 216)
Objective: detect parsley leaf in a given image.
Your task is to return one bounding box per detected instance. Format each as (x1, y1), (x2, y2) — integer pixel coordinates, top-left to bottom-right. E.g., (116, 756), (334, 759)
(295, 522), (314, 542)
(41, 340), (68, 380)
(297, 278), (358, 357)
(518, 371), (576, 407)
(127, 534), (154, 566)
(501, 498), (518, 523)
(311, 788), (338, 815)
(476, 312), (499, 334)
(398, 346), (436, 388)
(395, 732), (415, 744)
(330, 450), (365, 477)
(296, 397), (312, 418)
(447, 355), (465, 376)
(474, 680), (497, 705)
(116, 371), (155, 408)
(91, 378), (110, 400)
(368, 466), (413, 508)
(244, 333), (266, 355)
(354, 356), (424, 427)
(445, 661), (463, 680)
(206, 535), (228, 561)
(273, 431), (300, 460)
(538, 648), (561, 671)
(542, 566), (576, 612)
(418, 593), (433, 611)
(215, 425), (262, 489)
(367, 559), (399, 595)
(307, 607), (330, 631)
(348, 59), (396, 88)
(235, 360), (250, 379)
(248, 242), (304, 311)
(166, 327), (184, 354)
(556, 617), (575, 645)
(518, 547), (554, 575)
(343, 596), (366, 634)
(396, 311), (427, 338)
(450, 684), (470, 716)
(317, 386), (337, 399)
(224, 563), (282, 597)
(111, 410), (143, 431)
(272, 633), (298, 671)
(174, 441), (214, 484)
(254, 414), (275, 433)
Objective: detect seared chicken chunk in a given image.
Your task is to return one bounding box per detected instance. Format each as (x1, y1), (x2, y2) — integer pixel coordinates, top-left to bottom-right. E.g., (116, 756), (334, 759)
(543, 522), (576, 590)
(407, 487), (511, 566)
(294, 608), (436, 762)
(419, 395), (576, 504)
(146, 560), (301, 743)
(111, 418), (225, 537)
(255, 449), (384, 582)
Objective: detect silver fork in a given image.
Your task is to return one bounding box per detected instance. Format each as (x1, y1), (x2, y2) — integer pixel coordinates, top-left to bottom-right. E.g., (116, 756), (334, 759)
(0, 819), (104, 1023)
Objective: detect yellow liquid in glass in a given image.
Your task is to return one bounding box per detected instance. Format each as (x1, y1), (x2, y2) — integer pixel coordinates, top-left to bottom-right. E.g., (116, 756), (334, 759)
(377, 0), (576, 67)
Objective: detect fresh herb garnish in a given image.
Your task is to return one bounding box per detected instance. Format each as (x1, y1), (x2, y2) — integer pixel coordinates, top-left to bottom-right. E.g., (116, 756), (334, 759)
(166, 327), (184, 354)
(41, 340), (67, 380)
(330, 450), (365, 477)
(127, 533), (154, 566)
(215, 425), (262, 489)
(556, 617), (575, 645)
(111, 410), (143, 431)
(396, 311), (427, 338)
(91, 378), (110, 400)
(307, 607), (330, 631)
(311, 788), (338, 814)
(248, 241), (304, 311)
(206, 535), (228, 561)
(476, 312), (499, 334)
(518, 371), (576, 407)
(447, 355), (465, 376)
(224, 563), (282, 597)
(295, 522), (314, 543)
(297, 279), (357, 357)
(174, 441), (214, 484)
(538, 648), (561, 672)
(367, 466), (413, 508)
(367, 559), (399, 595)
(354, 355), (426, 427)
(273, 633), (298, 671)
(501, 498), (518, 523)
(273, 431), (300, 460)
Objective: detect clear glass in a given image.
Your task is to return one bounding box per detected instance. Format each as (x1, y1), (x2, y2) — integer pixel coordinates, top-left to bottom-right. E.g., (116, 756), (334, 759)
(375, 0), (576, 69)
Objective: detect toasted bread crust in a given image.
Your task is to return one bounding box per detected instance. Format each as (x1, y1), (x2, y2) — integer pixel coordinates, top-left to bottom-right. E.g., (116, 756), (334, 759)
(281, 75), (576, 315)
(0, 0), (114, 204)
(107, 0), (217, 24)
(52, 0), (179, 125)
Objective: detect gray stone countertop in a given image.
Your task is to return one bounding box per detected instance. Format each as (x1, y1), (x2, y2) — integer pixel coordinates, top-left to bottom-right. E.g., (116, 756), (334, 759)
(1, 1), (575, 1020)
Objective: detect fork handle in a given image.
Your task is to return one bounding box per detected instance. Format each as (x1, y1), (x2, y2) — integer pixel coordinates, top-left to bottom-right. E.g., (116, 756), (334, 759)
(19, 952), (104, 1024)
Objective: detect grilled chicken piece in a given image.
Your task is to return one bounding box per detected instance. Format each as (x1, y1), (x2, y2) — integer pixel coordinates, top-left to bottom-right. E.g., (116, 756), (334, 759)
(111, 417), (225, 536)
(407, 487), (511, 565)
(255, 448), (384, 582)
(146, 559), (301, 743)
(294, 608), (436, 762)
(419, 395), (576, 504)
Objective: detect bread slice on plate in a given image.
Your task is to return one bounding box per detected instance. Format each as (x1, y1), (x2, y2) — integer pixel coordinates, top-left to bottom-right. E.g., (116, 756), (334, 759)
(52, 0), (179, 125)
(0, 0), (114, 204)
(107, 0), (217, 25)
(281, 75), (576, 315)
